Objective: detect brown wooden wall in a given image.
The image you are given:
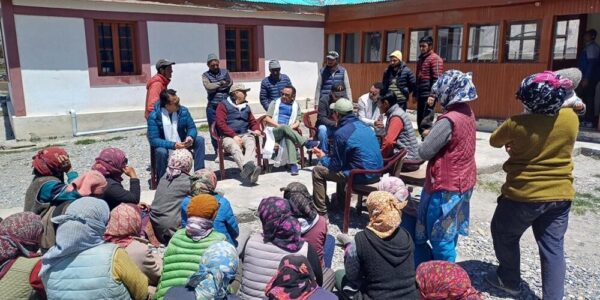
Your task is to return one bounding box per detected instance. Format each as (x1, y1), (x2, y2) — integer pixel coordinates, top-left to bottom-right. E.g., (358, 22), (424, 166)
(324, 0), (600, 119)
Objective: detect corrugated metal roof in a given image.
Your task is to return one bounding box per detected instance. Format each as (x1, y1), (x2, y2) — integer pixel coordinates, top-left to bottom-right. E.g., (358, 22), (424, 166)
(236, 0), (390, 6)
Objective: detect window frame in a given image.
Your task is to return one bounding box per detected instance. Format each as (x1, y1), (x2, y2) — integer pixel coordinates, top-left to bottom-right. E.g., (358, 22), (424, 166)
(408, 28), (433, 62)
(363, 31), (383, 63)
(327, 33), (342, 56)
(343, 32), (361, 64)
(504, 20), (541, 62)
(384, 30), (405, 62)
(93, 20), (141, 76)
(467, 23), (500, 63)
(552, 18), (580, 61)
(437, 25), (464, 62)
(224, 26), (257, 73)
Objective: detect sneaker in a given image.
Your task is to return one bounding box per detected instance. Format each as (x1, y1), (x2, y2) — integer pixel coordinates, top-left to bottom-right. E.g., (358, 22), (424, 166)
(290, 164), (299, 176)
(304, 140), (320, 150)
(250, 165), (262, 184)
(240, 162), (255, 179)
(485, 270), (520, 296)
(336, 233), (353, 246)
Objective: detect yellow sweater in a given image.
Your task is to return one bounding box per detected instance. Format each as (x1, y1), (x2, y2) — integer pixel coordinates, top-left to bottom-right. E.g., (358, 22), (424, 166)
(489, 108), (579, 202)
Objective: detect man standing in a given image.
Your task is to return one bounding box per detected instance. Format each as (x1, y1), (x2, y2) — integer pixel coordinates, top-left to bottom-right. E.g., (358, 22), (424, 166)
(382, 50), (416, 111)
(416, 36), (444, 138)
(356, 82), (385, 135)
(215, 84), (262, 184)
(202, 53), (232, 151)
(316, 83), (346, 153)
(263, 85), (320, 175)
(145, 59), (175, 119)
(312, 98), (383, 216)
(578, 29), (600, 128)
(260, 60), (292, 111)
(315, 51), (352, 104)
(147, 89), (206, 181)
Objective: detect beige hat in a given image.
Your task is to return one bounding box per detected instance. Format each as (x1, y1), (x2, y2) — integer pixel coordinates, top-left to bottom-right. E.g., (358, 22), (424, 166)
(389, 50), (403, 61)
(329, 98), (353, 114)
(230, 83), (250, 93)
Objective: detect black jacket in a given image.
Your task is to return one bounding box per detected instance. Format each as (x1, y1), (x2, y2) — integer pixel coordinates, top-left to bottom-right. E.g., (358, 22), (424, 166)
(382, 63), (416, 101)
(101, 177), (141, 210)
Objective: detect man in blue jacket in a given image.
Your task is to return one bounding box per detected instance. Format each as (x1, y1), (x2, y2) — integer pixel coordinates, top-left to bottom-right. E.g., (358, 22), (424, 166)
(260, 60), (292, 111)
(311, 98), (383, 216)
(148, 89), (206, 181)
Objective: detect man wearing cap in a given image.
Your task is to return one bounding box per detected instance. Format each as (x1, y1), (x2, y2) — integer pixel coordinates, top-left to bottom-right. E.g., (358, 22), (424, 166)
(316, 82), (346, 153)
(215, 83), (262, 184)
(311, 98), (383, 215)
(260, 60), (293, 111)
(416, 36), (444, 138)
(202, 53), (233, 151)
(145, 59), (175, 119)
(315, 51), (353, 105)
(382, 50), (416, 111)
(356, 82), (385, 134)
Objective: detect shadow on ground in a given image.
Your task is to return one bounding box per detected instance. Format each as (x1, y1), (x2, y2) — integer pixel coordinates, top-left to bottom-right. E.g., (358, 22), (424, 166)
(459, 260), (540, 300)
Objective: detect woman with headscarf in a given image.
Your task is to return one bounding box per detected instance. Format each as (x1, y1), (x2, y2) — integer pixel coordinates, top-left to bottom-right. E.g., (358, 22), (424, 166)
(155, 194), (226, 300)
(486, 71), (578, 299)
(414, 70), (477, 263)
(416, 260), (481, 300)
(92, 147), (141, 210)
(265, 254), (336, 300)
(40, 197), (148, 300)
(163, 241), (240, 300)
(104, 203), (162, 286)
(181, 169), (239, 246)
(239, 197), (323, 300)
(150, 149), (194, 245)
(0, 212), (45, 299)
(24, 146), (80, 215)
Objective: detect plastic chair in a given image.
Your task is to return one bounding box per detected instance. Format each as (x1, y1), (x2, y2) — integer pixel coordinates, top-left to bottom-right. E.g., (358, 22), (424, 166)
(210, 123), (262, 180)
(256, 115), (305, 172)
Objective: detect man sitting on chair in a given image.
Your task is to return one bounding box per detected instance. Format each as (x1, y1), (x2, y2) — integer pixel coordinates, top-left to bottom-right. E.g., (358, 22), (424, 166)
(147, 89), (206, 182)
(215, 83), (262, 184)
(262, 85), (320, 175)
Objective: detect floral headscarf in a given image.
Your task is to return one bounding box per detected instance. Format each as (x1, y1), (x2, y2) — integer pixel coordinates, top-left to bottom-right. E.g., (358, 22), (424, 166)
(265, 254), (318, 300)
(416, 260), (481, 300)
(431, 70), (478, 109)
(166, 149), (193, 181)
(283, 183), (318, 233)
(378, 176), (410, 205)
(366, 191), (403, 239)
(258, 197), (304, 252)
(92, 147), (128, 182)
(187, 241), (239, 300)
(32, 146), (68, 177)
(103, 203), (141, 248)
(65, 170), (108, 196)
(0, 212), (43, 279)
(190, 169), (217, 196)
(516, 71), (572, 116)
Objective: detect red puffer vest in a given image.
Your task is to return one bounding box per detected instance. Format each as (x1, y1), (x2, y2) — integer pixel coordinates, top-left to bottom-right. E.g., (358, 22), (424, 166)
(425, 103), (476, 193)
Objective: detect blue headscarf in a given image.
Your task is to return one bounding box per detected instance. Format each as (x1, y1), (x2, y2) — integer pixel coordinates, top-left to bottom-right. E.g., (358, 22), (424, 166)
(187, 241), (239, 300)
(431, 70), (478, 109)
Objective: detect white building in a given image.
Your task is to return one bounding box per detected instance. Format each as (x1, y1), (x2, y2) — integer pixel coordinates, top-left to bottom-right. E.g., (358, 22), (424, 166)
(1, 0), (325, 139)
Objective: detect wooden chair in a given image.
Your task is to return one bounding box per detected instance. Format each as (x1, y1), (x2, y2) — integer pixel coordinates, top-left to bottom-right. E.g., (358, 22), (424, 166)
(210, 123), (262, 180)
(257, 115), (305, 173)
(340, 149), (408, 233)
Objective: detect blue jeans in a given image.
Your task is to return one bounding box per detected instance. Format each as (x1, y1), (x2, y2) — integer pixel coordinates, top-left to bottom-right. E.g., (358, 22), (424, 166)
(323, 234), (335, 268)
(155, 135), (206, 181)
(317, 125), (335, 153)
(491, 196), (571, 299)
(206, 104), (218, 152)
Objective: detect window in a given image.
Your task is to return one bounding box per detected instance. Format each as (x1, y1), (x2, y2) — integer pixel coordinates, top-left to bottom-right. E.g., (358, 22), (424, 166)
(468, 25), (499, 62)
(409, 29), (432, 62)
(553, 19), (580, 60)
(363, 32), (382, 63)
(95, 21), (139, 76)
(385, 30), (404, 61)
(225, 26), (256, 72)
(506, 21), (540, 61)
(327, 33), (342, 54)
(437, 26), (463, 62)
(344, 33), (360, 63)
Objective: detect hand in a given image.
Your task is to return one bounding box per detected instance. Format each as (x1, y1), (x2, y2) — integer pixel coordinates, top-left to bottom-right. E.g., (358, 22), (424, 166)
(374, 120), (384, 128)
(184, 136), (194, 147)
(291, 122), (300, 130)
(574, 102), (585, 112)
(313, 147), (325, 159)
(175, 142), (187, 149)
(251, 130), (262, 137)
(122, 166), (138, 178)
(233, 135), (243, 147)
(57, 155), (72, 172)
(505, 143), (513, 155)
(422, 129), (430, 138)
(138, 202), (150, 212)
(582, 79), (589, 88)
(427, 96), (435, 107)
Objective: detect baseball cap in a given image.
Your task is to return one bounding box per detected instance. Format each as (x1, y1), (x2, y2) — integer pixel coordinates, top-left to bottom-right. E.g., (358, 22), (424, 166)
(330, 98), (353, 114)
(230, 83), (251, 93)
(155, 59), (175, 70)
(326, 51), (340, 60)
(269, 60), (281, 70)
(207, 53), (219, 63)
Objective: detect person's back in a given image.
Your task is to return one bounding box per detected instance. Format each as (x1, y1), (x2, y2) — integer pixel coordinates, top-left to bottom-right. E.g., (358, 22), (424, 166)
(0, 257), (42, 300)
(180, 194), (239, 246)
(150, 172), (190, 244)
(385, 103), (420, 160)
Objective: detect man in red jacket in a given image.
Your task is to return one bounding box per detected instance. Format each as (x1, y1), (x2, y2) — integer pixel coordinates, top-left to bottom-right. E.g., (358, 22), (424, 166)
(416, 36), (443, 139)
(145, 59), (175, 119)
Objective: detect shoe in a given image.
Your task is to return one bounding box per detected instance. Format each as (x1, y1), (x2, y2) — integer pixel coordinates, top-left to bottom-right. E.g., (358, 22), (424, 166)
(250, 165), (262, 184)
(290, 164), (299, 176)
(336, 233), (353, 246)
(304, 140), (320, 150)
(485, 270), (520, 296)
(240, 162), (255, 179)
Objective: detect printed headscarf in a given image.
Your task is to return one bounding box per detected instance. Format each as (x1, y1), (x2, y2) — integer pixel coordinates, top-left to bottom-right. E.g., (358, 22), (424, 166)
(516, 70), (572, 116)
(378, 176), (410, 205)
(187, 241), (239, 300)
(103, 203), (141, 248)
(280, 182), (311, 201)
(416, 260), (482, 300)
(366, 191), (403, 239)
(166, 149), (194, 181)
(31, 146), (68, 177)
(0, 212), (43, 279)
(265, 254), (319, 300)
(431, 70), (478, 108)
(65, 170), (108, 196)
(190, 169), (218, 196)
(258, 197), (304, 252)
(286, 189), (318, 233)
(40, 197), (110, 276)
(92, 147), (127, 182)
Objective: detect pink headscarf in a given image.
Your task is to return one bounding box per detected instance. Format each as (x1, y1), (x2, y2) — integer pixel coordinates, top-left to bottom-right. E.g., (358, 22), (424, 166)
(66, 170), (108, 196)
(103, 204), (142, 248)
(92, 147), (127, 182)
(165, 149), (193, 181)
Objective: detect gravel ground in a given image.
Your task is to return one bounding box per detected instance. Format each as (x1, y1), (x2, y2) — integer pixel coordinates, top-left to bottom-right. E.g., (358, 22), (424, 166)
(1, 131), (599, 299)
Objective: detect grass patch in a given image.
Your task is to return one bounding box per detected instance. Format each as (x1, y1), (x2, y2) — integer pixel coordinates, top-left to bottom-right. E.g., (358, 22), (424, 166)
(197, 124), (210, 132)
(103, 136), (125, 142)
(74, 138), (97, 145)
(477, 179), (502, 194)
(572, 192), (600, 215)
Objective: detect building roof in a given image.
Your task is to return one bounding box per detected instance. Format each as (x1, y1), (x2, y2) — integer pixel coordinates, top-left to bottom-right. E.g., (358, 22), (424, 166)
(236, 0), (390, 6)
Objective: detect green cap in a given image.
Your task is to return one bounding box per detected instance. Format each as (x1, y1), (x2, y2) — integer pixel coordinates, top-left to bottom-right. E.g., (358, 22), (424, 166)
(330, 98), (353, 114)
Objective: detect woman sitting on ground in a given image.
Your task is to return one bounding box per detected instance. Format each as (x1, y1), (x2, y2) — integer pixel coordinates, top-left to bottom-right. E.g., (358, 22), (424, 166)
(0, 212), (45, 299)
(150, 149), (193, 245)
(155, 194), (226, 300)
(181, 169), (239, 246)
(265, 254), (337, 300)
(336, 191), (417, 300)
(92, 147), (140, 210)
(104, 203), (162, 287)
(416, 260), (481, 300)
(239, 197), (323, 300)
(40, 197), (148, 300)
